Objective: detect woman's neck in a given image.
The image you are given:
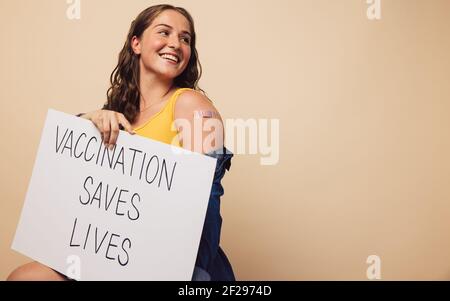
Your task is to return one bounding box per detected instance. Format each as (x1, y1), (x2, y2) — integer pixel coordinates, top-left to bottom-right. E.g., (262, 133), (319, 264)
(138, 70), (176, 110)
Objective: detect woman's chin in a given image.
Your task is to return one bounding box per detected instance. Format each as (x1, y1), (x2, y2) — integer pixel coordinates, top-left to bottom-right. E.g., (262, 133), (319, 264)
(156, 69), (182, 80)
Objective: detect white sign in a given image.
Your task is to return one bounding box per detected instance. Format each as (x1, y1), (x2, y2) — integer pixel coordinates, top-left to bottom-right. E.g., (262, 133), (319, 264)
(12, 109), (216, 280)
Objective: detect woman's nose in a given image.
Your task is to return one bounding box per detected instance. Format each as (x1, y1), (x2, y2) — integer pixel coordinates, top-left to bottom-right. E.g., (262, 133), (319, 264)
(168, 34), (181, 49)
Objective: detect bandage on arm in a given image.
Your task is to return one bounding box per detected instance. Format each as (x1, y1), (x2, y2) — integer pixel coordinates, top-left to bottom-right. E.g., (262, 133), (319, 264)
(194, 110), (220, 119)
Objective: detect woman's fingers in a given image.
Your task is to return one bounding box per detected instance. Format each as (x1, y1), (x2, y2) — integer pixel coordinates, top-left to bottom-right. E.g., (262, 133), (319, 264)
(88, 110), (134, 148)
(118, 114), (135, 135)
(102, 115), (111, 146)
(108, 116), (120, 148)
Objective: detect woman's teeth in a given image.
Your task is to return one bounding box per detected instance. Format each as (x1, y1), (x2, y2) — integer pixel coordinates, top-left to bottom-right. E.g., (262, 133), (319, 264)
(160, 54), (179, 63)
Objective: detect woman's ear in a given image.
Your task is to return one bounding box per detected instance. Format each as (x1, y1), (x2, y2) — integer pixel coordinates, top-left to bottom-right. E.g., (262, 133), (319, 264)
(131, 36), (141, 55)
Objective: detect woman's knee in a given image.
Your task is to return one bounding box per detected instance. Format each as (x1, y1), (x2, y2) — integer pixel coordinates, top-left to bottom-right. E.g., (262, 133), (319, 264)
(7, 261), (66, 281)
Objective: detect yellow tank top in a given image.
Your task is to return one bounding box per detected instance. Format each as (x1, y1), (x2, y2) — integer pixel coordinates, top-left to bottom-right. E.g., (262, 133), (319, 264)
(133, 88), (192, 147)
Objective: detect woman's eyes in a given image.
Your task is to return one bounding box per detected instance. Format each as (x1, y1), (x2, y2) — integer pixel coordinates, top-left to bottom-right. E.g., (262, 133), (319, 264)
(158, 31), (191, 44)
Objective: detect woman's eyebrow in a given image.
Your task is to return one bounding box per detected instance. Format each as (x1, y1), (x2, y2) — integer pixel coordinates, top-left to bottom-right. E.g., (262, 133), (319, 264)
(154, 23), (191, 37)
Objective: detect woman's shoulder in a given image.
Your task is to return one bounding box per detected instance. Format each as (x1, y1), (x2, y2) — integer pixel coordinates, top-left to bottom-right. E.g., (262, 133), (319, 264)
(174, 88), (221, 120)
(176, 88), (213, 107)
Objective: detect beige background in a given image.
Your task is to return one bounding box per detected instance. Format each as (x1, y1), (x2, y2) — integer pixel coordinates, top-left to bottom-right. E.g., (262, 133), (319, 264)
(1, 0), (450, 280)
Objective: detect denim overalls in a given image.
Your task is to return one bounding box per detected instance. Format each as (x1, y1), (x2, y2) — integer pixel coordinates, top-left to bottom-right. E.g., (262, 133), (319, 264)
(192, 147), (235, 281)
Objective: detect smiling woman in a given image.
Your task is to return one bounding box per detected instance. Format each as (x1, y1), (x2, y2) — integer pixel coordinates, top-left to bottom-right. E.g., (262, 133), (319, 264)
(8, 4), (235, 281)
(102, 6), (202, 132)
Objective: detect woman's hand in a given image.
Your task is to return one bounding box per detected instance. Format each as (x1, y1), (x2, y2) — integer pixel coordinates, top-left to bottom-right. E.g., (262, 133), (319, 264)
(80, 110), (135, 149)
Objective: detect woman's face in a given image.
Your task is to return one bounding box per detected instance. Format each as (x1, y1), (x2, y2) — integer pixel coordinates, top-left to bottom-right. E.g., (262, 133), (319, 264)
(132, 9), (192, 81)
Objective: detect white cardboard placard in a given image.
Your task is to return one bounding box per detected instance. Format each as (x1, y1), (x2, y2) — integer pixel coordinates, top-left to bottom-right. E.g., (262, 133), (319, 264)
(12, 109), (216, 280)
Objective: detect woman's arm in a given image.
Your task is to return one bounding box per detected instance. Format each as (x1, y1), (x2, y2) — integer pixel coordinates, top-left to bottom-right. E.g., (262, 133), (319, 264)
(174, 90), (225, 154)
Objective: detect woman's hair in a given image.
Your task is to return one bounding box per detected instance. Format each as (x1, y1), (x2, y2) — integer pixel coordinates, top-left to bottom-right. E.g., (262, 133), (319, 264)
(104, 4), (202, 123)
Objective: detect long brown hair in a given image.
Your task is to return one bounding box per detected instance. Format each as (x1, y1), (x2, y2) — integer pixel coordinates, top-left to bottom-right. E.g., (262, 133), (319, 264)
(104, 4), (203, 123)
